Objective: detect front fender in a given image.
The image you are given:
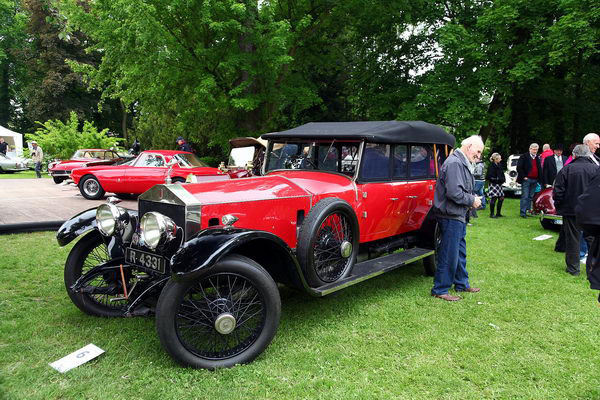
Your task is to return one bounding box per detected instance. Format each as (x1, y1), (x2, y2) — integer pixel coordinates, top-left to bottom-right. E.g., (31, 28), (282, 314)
(56, 207), (138, 247)
(56, 208), (98, 246)
(170, 228), (306, 287)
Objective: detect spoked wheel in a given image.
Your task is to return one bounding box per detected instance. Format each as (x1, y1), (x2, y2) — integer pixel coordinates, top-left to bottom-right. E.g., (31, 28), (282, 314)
(79, 175), (105, 200)
(297, 198), (359, 287)
(156, 255), (280, 369)
(423, 222), (441, 276)
(64, 231), (129, 317)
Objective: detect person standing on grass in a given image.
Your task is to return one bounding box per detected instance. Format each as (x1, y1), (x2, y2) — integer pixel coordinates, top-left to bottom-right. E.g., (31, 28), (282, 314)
(542, 144), (567, 188)
(553, 145), (598, 276)
(30, 141), (43, 178)
(485, 153), (505, 218)
(431, 135), (483, 302)
(576, 165), (600, 303)
(540, 143), (553, 166)
(516, 143), (542, 218)
(473, 159), (486, 211)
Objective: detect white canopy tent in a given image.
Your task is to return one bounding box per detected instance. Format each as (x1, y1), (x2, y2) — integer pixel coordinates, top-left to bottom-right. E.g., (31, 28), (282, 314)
(0, 125), (24, 156)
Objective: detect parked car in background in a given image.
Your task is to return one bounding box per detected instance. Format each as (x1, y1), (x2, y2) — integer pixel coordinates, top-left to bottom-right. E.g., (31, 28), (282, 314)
(6, 151), (33, 169)
(222, 137), (267, 178)
(48, 149), (124, 184)
(502, 154), (522, 196)
(0, 152), (29, 173)
(70, 150), (229, 200)
(57, 120), (454, 369)
(531, 187), (561, 230)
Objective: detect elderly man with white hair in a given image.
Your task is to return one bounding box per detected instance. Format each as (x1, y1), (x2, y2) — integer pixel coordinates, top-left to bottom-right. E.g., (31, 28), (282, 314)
(516, 143), (542, 218)
(431, 135), (483, 301)
(582, 133), (600, 166)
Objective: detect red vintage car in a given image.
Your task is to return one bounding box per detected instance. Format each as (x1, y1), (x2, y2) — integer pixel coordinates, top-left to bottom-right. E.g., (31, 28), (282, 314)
(532, 187), (562, 230)
(48, 149), (124, 184)
(57, 121), (454, 369)
(70, 150), (228, 200)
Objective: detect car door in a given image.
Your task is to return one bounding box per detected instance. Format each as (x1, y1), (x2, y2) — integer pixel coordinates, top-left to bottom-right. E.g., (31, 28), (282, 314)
(402, 144), (436, 231)
(124, 153), (168, 193)
(355, 143), (399, 242)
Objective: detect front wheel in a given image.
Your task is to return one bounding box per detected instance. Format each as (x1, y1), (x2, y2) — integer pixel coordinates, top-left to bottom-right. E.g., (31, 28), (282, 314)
(156, 255), (281, 369)
(64, 232), (129, 317)
(79, 175), (105, 200)
(423, 223), (441, 276)
(53, 176), (65, 184)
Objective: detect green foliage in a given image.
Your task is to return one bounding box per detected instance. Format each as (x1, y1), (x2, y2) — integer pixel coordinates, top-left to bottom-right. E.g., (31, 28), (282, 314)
(25, 111), (121, 159)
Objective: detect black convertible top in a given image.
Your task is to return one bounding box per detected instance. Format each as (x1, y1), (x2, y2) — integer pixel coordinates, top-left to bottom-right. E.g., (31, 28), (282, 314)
(262, 121), (455, 147)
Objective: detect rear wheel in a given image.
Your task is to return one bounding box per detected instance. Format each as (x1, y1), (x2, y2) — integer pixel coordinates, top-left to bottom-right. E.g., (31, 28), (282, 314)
(156, 255), (280, 369)
(423, 223), (441, 276)
(53, 176), (65, 184)
(79, 175), (105, 200)
(297, 198), (359, 287)
(64, 232), (129, 317)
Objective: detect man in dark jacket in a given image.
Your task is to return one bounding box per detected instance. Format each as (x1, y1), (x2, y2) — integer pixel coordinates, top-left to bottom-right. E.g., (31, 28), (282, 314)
(516, 143), (542, 217)
(576, 166), (600, 301)
(542, 144), (567, 188)
(553, 145), (598, 275)
(176, 136), (193, 153)
(431, 135), (483, 301)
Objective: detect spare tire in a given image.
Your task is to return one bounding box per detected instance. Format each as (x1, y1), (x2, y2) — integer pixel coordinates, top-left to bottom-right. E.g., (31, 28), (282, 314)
(297, 198), (359, 287)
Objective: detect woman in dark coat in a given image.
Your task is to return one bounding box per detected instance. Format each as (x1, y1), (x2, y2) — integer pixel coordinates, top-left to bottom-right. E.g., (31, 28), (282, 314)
(485, 153), (506, 218)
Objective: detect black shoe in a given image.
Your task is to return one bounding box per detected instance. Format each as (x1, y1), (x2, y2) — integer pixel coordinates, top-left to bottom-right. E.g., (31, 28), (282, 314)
(566, 270), (580, 276)
(496, 214), (504, 217)
(490, 214), (497, 218)
(520, 215), (527, 218)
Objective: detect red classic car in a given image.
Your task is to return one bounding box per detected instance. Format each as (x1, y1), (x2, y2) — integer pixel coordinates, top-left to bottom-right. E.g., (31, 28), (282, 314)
(222, 137), (267, 178)
(48, 149), (124, 184)
(70, 150), (228, 199)
(57, 121), (454, 369)
(532, 187), (562, 230)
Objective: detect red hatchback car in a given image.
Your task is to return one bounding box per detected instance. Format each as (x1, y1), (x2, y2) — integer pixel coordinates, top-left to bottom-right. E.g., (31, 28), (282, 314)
(57, 121), (455, 369)
(48, 149), (123, 184)
(71, 150), (228, 199)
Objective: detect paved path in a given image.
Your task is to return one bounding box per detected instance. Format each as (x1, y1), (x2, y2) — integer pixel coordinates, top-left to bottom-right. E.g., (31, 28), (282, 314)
(0, 179), (137, 225)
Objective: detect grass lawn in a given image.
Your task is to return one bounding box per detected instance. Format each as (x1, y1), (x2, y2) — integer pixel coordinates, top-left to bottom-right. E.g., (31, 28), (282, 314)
(1, 198), (599, 399)
(0, 170), (50, 179)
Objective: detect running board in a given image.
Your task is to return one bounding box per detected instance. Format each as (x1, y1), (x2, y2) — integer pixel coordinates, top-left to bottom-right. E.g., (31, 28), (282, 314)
(313, 247), (434, 296)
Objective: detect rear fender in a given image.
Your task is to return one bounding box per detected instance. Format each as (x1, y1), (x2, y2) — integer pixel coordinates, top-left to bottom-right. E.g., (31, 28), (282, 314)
(170, 228), (310, 290)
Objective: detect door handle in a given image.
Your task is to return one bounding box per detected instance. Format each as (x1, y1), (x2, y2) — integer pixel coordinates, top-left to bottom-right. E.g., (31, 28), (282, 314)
(390, 197), (399, 201)
(406, 195), (418, 199)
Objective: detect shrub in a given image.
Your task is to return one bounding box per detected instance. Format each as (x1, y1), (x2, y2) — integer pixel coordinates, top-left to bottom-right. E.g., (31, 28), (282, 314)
(25, 112), (121, 159)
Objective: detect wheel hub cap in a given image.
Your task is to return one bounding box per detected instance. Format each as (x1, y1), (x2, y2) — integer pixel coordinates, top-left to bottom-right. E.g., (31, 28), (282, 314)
(340, 240), (352, 258)
(214, 313), (236, 335)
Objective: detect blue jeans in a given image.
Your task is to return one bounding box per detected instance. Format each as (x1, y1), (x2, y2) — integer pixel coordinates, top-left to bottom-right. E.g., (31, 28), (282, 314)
(431, 218), (470, 295)
(34, 161), (42, 178)
(474, 180), (486, 209)
(519, 178), (537, 216)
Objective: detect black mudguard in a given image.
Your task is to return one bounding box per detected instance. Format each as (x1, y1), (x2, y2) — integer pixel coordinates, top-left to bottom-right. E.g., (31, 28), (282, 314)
(56, 207), (138, 248)
(170, 228), (307, 289)
(56, 208), (98, 246)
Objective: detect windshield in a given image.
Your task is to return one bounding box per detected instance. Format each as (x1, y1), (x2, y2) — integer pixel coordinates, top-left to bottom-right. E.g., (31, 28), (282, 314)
(265, 141), (360, 176)
(228, 147), (255, 167)
(72, 150), (116, 159)
(510, 157), (519, 167)
(174, 153), (209, 168)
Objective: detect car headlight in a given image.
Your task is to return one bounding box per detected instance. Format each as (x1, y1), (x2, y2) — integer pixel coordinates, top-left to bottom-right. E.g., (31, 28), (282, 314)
(96, 203), (128, 236)
(140, 212), (176, 250)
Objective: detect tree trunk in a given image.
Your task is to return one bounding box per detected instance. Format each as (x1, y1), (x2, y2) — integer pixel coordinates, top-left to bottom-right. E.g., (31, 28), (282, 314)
(478, 93), (504, 145)
(0, 61), (10, 126)
(120, 99), (128, 142)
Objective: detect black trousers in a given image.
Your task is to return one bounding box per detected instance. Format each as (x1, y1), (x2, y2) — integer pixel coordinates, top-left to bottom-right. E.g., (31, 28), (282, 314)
(587, 236), (600, 290)
(563, 216), (593, 274)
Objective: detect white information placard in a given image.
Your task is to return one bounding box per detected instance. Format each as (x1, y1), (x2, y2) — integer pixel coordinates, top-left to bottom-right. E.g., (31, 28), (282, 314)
(533, 234), (553, 241)
(49, 344), (105, 373)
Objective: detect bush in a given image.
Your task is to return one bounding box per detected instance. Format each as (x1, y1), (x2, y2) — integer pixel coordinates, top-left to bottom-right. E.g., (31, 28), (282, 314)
(25, 112), (121, 159)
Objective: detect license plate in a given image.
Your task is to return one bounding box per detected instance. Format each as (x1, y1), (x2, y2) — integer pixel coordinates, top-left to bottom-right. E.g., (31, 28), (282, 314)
(554, 219), (563, 225)
(515, 191), (521, 195)
(126, 248), (167, 274)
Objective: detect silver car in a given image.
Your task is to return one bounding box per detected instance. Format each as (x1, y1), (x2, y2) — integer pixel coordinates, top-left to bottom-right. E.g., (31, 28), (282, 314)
(0, 152), (29, 172)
